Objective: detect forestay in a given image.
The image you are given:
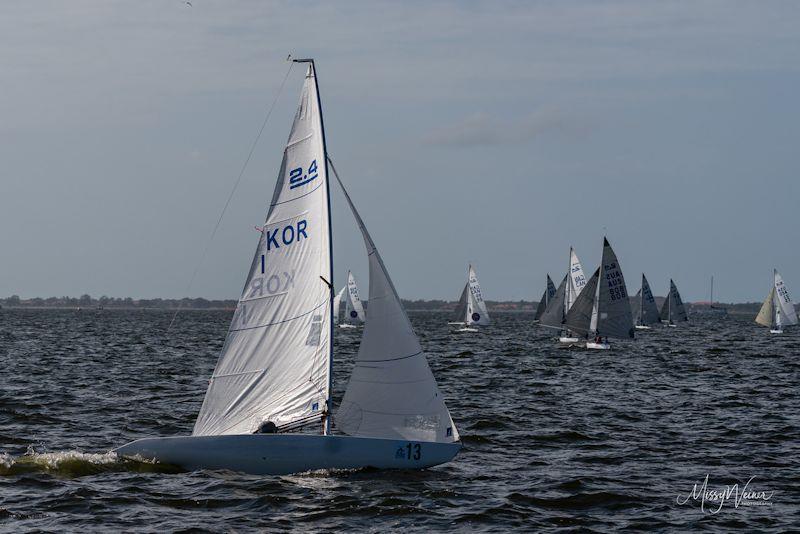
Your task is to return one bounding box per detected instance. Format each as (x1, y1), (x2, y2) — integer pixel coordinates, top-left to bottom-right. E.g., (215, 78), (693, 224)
(539, 274), (568, 329)
(331, 161), (459, 443)
(343, 270), (365, 324)
(193, 65), (331, 436)
(466, 265), (491, 326)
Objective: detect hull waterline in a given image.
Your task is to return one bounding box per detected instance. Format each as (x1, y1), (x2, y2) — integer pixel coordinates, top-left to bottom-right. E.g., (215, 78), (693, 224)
(115, 434), (461, 476)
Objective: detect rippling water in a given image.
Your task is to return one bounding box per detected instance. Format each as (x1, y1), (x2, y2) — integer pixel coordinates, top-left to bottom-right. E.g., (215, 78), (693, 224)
(1, 309), (798, 531)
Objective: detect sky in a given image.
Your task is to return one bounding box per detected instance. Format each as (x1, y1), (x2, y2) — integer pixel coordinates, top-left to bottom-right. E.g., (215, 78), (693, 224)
(1, 0), (799, 303)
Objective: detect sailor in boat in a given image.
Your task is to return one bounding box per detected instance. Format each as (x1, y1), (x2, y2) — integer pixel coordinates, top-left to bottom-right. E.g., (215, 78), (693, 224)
(256, 421), (278, 434)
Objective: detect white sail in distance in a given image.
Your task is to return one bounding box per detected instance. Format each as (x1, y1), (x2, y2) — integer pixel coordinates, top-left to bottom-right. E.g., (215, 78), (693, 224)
(755, 287), (776, 328)
(466, 264), (491, 326)
(565, 247), (588, 313)
(332, 286), (346, 325)
(330, 160), (459, 443)
(193, 66), (332, 436)
(343, 270), (365, 324)
(774, 270), (798, 326)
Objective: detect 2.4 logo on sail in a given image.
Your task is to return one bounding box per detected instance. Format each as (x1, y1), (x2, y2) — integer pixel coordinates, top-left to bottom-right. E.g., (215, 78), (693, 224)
(288, 159), (318, 190)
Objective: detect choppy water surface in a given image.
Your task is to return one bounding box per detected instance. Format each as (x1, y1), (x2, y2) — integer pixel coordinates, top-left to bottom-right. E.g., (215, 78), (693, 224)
(1, 309), (798, 532)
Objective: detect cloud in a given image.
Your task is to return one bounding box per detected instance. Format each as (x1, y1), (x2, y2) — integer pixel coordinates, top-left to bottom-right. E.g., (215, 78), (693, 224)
(422, 109), (584, 148)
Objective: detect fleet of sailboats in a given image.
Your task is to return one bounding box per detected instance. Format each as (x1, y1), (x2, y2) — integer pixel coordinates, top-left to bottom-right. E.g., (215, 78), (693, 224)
(108, 61), (798, 478)
(755, 269), (798, 334)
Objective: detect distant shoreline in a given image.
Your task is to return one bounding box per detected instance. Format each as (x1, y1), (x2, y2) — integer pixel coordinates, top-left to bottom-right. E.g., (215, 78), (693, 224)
(0, 296), (771, 314)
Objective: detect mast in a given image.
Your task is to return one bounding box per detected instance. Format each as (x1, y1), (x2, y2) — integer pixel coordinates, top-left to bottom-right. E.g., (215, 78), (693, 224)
(710, 276), (714, 308)
(564, 248), (572, 333)
(294, 58), (334, 436)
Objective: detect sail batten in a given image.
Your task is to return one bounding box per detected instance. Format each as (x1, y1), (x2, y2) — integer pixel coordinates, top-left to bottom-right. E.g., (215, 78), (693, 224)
(193, 65), (332, 437)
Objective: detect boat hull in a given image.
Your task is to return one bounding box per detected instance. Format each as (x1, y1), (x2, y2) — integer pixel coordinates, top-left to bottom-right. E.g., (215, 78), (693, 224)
(559, 336), (581, 343)
(635, 325), (651, 330)
(586, 342), (610, 350)
(115, 434), (461, 475)
(770, 329), (783, 334)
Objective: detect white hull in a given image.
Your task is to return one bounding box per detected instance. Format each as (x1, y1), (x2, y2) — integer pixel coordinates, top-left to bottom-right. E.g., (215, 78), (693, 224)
(635, 325), (651, 330)
(338, 323), (359, 329)
(457, 327), (479, 332)
(447, 322), (465, 325)
(116, 434), (461, 476)
(559, 336), (581, 343)
(770, 329), (783, 334)
(586, 342), (610, 350)
(664, 323), (677, 328)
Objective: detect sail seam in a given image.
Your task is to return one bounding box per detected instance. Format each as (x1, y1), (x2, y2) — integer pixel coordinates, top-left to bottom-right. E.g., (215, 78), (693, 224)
(270, 183), (323, 207)
(355, 350), (423, 363)
(228, 299), (328, 333)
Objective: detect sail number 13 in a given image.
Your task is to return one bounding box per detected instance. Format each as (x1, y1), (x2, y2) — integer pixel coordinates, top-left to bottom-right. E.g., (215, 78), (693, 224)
(396, 442), (422, 461)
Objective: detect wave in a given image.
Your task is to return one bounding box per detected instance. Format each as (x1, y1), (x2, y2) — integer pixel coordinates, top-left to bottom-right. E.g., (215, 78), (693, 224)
(0, 450), (183, 477)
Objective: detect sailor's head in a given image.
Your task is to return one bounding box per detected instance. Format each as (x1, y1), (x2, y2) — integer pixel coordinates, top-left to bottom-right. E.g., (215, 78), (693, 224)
(257, 420), (277, 434)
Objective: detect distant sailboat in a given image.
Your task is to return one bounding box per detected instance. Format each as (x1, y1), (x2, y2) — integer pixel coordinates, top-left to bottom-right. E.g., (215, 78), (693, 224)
(332, 286), (346, 325)
(632, 273), (659, 329)
(452, 264), (490, 329)
(533, 274), (557, 322)
(539, 274), (568, 331)
(564, 238), (634, 350)
(338, 270), (365, 328)
(755, 269), (798, 334)
(560, 247), (588, 343)
(116, 60), (460, 475)
(660, 279), (688, 326)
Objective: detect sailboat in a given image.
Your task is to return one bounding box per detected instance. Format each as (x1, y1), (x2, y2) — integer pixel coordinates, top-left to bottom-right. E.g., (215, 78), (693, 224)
(632, 273), (659, 329)
(564, 238), (634, 350)
(660, 279), (688, 326)
(559, 247), (587, 343)
(451, 264), (490, 330)
(533, 274), (557, 323)
(755, 269), (798, 334)
(332, 286), (346, 325)
(337, 270), (365, 328)
(116, 60), (460, 475)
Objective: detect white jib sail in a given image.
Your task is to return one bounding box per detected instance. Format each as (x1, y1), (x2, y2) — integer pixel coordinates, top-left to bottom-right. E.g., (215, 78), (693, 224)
(331, 160), (459, 443)
(466, 264), (491, 326)
(774, 270), (798, 326)
(333, 286), (346, 324)
(193, 66), (331, 436)
(344, 270), (365, 324)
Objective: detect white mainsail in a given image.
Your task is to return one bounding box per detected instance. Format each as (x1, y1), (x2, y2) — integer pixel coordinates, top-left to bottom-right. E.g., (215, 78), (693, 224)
(331, 161), (459, 443)
(343, 270), (365, 324)
(774, 270), (798, 326)
(565, 247), (587, 313)
(332, 286), (346, 324)
(193, 65), (332, 436)
(466, 264), (491, 326)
